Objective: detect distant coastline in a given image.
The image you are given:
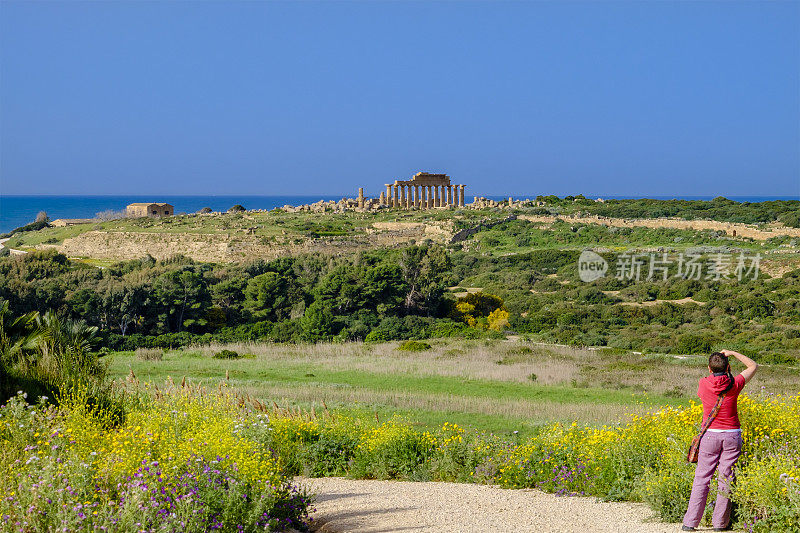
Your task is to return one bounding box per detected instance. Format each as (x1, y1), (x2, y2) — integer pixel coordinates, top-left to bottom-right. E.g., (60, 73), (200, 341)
(1, 194), (798, 234)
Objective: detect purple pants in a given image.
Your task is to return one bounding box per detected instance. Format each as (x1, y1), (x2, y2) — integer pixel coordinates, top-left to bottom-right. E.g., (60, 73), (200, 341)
(683, 431), (742, 529)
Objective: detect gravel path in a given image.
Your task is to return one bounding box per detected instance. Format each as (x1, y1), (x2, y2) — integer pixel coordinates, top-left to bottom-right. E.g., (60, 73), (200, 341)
(299, 477), (712, 533)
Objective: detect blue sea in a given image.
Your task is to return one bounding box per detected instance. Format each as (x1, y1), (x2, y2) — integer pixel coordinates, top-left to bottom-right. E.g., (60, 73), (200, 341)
(1, 194), (798, 234)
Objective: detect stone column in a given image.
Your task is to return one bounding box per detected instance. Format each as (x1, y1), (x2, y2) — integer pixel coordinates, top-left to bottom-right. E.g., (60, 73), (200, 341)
(460, 185), (465, 207)
(416, 185), (422, 208)
(405, 185), (411, 209)
(358, 187), (365, 209)
(398, 185), (404, 208)
(392, 185), (398, 208)
(385, 184), (392, 206)
(427, 186), (433, 208)
(379, 191), (386, 205)
(445, 185), (451, 207)
(452, 185), (457, 206)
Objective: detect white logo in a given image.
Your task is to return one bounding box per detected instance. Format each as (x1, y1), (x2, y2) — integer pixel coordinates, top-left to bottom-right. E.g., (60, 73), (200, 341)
(578, 250), (608, 282)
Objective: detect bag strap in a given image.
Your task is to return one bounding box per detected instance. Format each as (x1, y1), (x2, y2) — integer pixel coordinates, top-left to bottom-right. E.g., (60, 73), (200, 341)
(697, 388), (729, 438)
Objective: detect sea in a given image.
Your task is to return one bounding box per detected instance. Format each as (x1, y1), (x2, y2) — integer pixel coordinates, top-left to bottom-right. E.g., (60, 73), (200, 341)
(1, 194), (798, 234)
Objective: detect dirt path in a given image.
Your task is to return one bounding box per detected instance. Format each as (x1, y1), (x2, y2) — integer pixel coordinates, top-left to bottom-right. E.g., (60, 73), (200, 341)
(0, 237), (26, 255)
(300, 477), (716, 533)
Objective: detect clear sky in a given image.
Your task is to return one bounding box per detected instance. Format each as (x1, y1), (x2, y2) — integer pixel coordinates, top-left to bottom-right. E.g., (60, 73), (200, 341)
(1, 1), (798, 198)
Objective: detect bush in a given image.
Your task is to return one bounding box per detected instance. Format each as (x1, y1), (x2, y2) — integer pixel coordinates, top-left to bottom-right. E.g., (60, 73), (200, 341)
(677, 333), (714, 354)
(228, 204), (246, 212)
(757, 352), (798, 365)
(397, 340), (432, 352)
(213, 349), (241, 359)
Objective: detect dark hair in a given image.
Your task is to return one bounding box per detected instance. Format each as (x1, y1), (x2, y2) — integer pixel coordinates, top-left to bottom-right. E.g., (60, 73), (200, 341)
(709, 352), (729, 373)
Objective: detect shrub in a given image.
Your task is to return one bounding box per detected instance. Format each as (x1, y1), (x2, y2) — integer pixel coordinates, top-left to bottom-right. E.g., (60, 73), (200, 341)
(228, 204), (246, 212)
(397, 340), (432, 352)
(757, 352), (798, 365)
(213, 349), (241, 359)
(349, 420), (437, 480)
(677, 333), (714, 354)
(487, 308), (510, 331)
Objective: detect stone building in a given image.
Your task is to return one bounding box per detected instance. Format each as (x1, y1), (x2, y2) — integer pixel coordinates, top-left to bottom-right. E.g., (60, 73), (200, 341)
(379, 172), (466, 209)
(126, 203), (174, 218)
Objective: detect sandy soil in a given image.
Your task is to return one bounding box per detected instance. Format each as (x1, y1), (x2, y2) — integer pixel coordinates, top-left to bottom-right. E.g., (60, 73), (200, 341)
(299, 477), (724, 533)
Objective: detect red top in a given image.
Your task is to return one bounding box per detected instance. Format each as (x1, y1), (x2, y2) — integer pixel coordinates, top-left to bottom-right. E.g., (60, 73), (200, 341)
(698, 373), (746, 430)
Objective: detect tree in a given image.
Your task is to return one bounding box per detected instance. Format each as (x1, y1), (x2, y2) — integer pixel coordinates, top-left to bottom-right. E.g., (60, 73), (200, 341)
(35, 211), (49, 223)
(228, 205), (246, 213)
(362, 264), (405, 314)
(316, 265), (362, 314)
(244, 271), (294, 321)
(102, 282), (149, 336)
(399, 245), (452, 315)
(301, 300), (336, 340)
(152, 269), (210, 332)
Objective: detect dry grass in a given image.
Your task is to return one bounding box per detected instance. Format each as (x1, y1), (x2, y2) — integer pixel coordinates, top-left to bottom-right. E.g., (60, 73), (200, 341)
(187, 339), (799, 397)
(191, 339), (581, 386)
(135, 347), (164, 361)
(234, 382), (658, 425)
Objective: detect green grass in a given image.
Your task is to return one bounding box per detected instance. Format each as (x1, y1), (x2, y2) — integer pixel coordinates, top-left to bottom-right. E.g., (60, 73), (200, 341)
(112, 355), (681, 406)
(107, 345), (688, 437)
(470, 219), (781, 256)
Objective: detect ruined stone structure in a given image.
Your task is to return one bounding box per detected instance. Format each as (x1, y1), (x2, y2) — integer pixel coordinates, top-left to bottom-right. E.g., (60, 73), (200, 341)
(126, 203), (174, 218)
(380, 172), (466, 209)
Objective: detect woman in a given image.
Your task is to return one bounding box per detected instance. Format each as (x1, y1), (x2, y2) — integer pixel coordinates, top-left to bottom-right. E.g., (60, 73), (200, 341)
(682, 349), (758, 531)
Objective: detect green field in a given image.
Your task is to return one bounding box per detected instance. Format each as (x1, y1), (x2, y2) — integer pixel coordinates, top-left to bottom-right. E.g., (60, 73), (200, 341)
(107, 338), (800, 438)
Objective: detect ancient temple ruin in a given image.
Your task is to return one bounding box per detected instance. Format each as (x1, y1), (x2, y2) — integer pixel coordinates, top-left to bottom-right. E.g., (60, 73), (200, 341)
(377, 172), (466, 209)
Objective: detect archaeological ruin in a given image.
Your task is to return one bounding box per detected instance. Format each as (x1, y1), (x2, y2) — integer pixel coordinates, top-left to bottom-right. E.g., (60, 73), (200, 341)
(376, 172), (466, 209)
(126, 203), (174, 217)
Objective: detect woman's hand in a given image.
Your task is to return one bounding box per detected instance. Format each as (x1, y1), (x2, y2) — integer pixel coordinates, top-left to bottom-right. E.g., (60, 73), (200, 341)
(721, 349), (759, 383)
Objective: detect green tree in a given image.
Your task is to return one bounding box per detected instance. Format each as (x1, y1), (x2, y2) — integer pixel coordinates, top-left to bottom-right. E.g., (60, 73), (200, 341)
(301, 300), (336, 340)
(399, 245), (452, 315)
(316, 265), (363, 314)
(152, 269), (210, 332)
(244, 271), (294, 321)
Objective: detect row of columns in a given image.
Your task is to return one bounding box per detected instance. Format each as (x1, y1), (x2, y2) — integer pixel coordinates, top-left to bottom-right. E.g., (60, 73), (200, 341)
(383, 183), (466, 208)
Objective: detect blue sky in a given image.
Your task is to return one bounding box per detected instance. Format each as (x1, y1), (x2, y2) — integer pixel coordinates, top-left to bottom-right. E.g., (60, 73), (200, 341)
(1, 1), (798, 198)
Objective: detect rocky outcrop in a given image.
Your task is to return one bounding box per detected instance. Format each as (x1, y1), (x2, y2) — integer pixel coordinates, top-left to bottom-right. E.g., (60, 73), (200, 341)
(47, 221), (453, 263)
